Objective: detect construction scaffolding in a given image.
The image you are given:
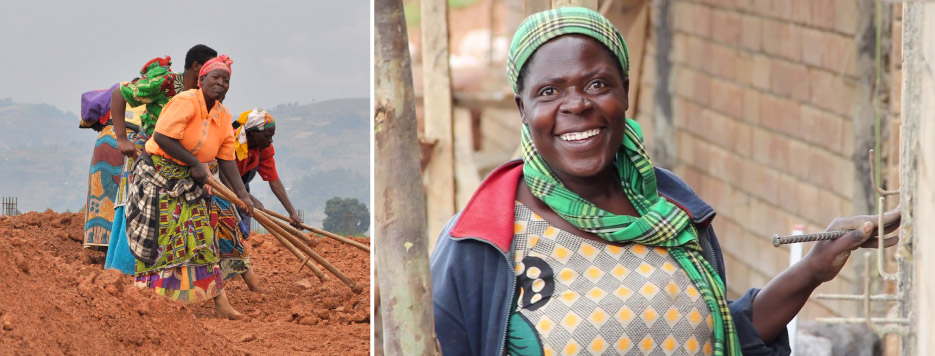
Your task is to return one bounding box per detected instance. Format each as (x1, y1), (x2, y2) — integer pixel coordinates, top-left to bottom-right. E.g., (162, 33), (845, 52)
(1, 197), (19, 217)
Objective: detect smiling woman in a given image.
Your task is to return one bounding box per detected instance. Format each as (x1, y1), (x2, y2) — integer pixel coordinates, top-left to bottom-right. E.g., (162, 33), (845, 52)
(428, 7), (900, 356)
(517, 34), (637, 218)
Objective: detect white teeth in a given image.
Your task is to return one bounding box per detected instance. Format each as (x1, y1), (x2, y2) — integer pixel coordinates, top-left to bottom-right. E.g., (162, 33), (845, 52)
(559, 128), (601, 141)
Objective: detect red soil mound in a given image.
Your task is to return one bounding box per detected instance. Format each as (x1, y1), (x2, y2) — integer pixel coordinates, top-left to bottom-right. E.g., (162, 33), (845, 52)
(0, 211), (370, 355)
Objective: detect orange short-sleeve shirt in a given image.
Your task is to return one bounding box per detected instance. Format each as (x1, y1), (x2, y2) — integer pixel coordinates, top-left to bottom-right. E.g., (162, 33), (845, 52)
(145, 88), (236, 164)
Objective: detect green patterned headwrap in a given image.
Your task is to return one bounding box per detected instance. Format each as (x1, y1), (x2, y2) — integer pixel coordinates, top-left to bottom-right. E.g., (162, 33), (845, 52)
(120, 57), (182, 136)
(509, 8), (740, 355)
(507, 6), (630, 94)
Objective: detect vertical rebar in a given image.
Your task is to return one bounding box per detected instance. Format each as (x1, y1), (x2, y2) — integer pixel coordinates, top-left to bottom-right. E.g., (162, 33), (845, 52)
(813, 147), (906, 336)
(877, 196), (899, 281)
(1, 197), (15, 216)
(865, 252), (873, 329)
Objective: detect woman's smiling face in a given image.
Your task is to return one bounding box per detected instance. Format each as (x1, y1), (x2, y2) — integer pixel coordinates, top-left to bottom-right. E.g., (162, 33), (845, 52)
(516, 34), (629, 180)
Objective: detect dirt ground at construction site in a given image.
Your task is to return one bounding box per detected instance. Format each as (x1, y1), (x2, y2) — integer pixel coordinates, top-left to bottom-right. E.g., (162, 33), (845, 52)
(0, 211), (370, 355)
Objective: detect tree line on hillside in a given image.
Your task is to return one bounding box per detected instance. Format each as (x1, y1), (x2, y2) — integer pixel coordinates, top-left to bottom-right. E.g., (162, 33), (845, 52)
(322, 197), (370, 236)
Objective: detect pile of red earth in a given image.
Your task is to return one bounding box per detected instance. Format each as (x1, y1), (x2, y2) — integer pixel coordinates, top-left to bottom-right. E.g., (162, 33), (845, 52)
(0, 210), (370, 355)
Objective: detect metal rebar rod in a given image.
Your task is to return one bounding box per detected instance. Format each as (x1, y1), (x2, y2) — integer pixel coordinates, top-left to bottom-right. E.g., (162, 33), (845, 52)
(771, 230), (852, 247)
(869, 324), (910, 337)
(876, 196), (899, 280)
(814, 293), (900, 301)
(864, 252), (872, 329)
(815, 317), (910, 325)
(869, 149), (900, 196)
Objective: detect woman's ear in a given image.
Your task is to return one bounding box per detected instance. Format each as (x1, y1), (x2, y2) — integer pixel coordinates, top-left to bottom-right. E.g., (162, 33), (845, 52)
(515, 94), (527, 125)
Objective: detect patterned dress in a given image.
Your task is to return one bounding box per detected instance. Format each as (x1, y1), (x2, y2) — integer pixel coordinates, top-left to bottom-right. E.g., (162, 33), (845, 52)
(131, 155), (222, 303)
(206, 162), (253, 281)
(127, 86), (237, 304)
(82, 125), (127, 249)
(507, 202), (714, 356)
(104, 72), (182, 273)
(104, 124), (148, 274)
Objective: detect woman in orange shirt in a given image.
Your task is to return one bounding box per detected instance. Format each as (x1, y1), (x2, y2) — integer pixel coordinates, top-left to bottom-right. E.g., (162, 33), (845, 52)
(124, 55), (253, 319)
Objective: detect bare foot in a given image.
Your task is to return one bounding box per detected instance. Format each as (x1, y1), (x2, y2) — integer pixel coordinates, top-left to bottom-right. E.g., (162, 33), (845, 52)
(215, 290), (247, 320)
(242, 267), (261, 292)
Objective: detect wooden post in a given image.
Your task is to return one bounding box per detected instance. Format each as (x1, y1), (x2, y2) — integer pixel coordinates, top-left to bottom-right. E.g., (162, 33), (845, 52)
(601, 0), (651, 119)
(901, 3), (935, 354)
(525, 0), (550, 15)
(421, 0), (456, 243)
(627, 3), (650, 119)
(551, 0), (598, 9)
(505, 0), (550, 34)
(375, 0), (437, 354)
(453, 108), (482, 210)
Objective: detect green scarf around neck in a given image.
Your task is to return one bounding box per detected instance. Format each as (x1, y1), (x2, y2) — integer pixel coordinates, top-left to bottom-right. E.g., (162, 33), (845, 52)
(509, 7), (740, 353)
(521, 118), (740, 355)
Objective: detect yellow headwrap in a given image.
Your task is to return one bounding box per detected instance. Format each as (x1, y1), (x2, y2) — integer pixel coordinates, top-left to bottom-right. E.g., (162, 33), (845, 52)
(234, 108), (276, 160)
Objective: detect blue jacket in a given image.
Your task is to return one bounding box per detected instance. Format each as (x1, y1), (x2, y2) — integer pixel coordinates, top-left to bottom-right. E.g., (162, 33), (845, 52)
(430, 160), (790, 355)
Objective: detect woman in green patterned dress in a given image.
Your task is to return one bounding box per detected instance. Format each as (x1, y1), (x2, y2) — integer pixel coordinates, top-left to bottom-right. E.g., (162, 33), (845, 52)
(125, 55), (254, 319)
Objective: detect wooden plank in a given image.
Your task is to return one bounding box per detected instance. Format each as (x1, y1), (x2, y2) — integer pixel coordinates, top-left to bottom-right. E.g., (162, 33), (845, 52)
(421, 0), (456, 242)
(599, 0), (651, 119)
(622, 0), (651, 119)
(374, 0), (436, 353)
(902, 3), (935, 354)
(551, 0), (597, 9)
(526, 0), (550, 15)
(453, 107), (482, 212)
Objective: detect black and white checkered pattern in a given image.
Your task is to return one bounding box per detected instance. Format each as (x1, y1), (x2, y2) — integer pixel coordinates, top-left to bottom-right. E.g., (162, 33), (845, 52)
(124, 155), (203, 266)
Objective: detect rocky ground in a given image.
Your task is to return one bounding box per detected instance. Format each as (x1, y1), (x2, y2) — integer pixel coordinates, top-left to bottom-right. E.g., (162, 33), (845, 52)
(0, 211), (370, 355)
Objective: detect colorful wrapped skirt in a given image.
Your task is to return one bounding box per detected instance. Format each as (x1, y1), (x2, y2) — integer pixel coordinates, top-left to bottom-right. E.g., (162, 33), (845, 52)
(127, 154), (223, 303)
(135, 264), (223, 303)
(105, 131), (148, 275)
(82, 125), (127, 249)
(210, 196), (253, 281)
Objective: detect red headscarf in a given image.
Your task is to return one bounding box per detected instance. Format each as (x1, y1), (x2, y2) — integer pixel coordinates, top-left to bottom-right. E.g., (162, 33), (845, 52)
(198, 55), (233, 87)
(140, 56), (172, 75)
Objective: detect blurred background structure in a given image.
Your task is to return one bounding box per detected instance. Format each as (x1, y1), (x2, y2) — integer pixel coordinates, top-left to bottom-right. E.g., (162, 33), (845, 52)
(382, 0), (934, 354)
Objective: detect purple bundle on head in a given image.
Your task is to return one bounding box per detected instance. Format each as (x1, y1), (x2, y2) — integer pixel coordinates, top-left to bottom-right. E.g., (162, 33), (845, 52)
(80, 82), (120, 125)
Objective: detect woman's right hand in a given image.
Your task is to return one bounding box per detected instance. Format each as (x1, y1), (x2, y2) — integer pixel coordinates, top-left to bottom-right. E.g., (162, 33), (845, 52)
(241, 198), (254, 217)
(190, 164), (209, 185)
(804, 207), (901, 284)
(117, 137), (139, 158)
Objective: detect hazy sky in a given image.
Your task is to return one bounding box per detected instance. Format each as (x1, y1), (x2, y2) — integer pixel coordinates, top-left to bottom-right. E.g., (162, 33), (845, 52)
(0, 0), (370, 115)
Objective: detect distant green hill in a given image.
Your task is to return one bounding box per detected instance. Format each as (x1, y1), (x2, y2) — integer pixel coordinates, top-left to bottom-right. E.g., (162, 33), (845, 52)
(0, 98), (369, 229)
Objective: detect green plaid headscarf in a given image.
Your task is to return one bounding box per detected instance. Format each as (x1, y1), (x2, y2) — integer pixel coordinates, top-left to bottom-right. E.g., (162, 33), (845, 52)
(507, 6), (629, 94)
(510, 8), (740, 355)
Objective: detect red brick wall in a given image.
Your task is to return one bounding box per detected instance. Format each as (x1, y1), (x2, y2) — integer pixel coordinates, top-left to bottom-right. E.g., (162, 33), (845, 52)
(636, 0), (875, 319)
